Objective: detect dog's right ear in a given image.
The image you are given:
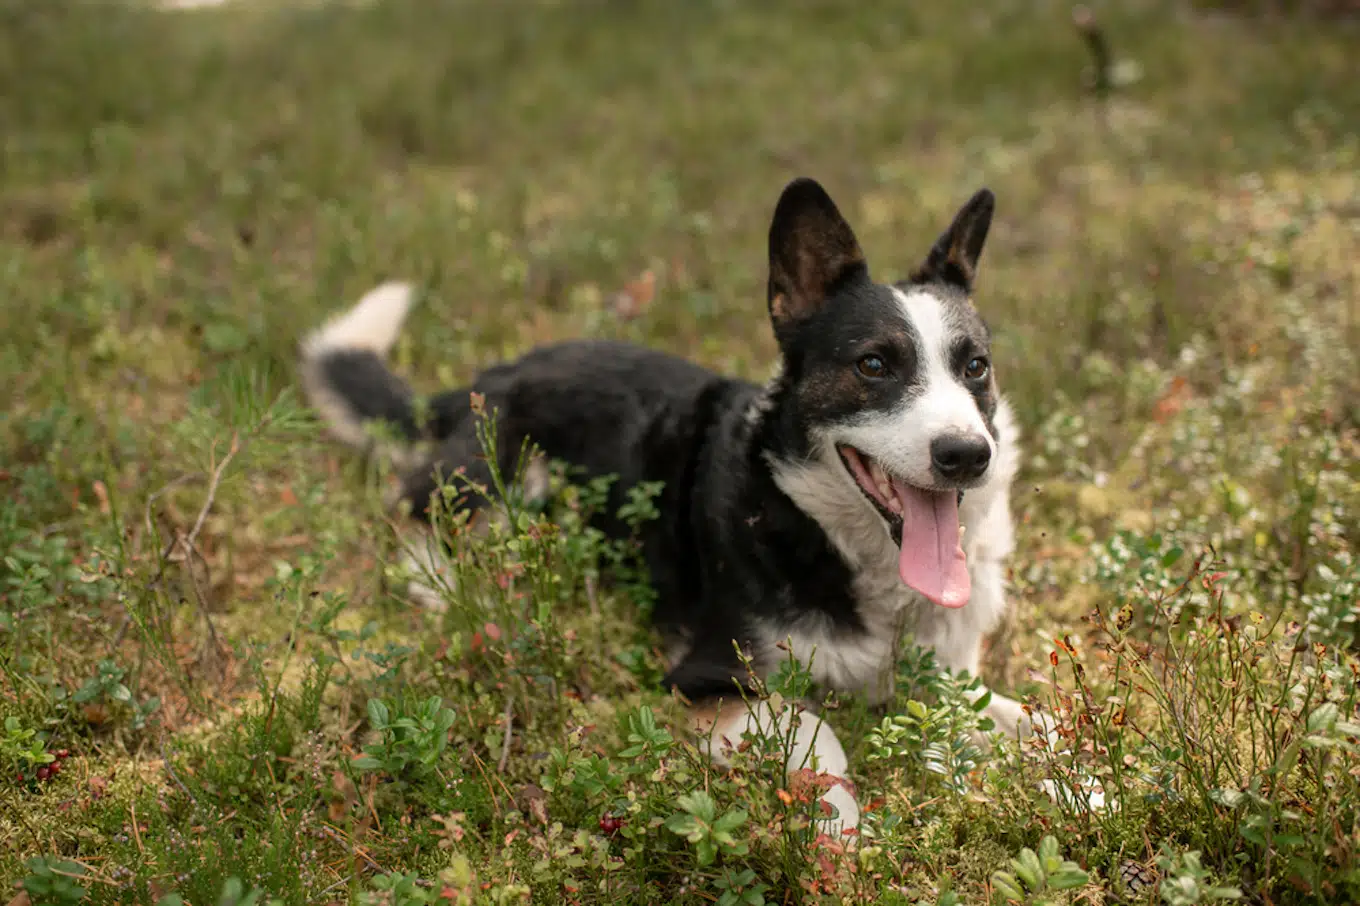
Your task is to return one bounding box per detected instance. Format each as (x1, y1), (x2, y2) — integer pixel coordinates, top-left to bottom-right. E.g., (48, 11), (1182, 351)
(767, 178), (868, 338)
(909, 188), (994, 292)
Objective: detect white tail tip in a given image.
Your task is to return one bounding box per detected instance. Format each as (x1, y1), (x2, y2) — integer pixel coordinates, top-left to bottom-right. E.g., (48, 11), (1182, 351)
(302, 281), (415, 360)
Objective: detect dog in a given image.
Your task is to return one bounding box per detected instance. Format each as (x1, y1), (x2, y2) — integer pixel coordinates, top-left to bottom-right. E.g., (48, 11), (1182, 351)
(298, 177), (1042, 838)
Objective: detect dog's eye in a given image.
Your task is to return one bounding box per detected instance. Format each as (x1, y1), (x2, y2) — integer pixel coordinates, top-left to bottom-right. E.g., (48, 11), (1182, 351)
(964, 357), (989, 380)
(857, 355), (888, 379)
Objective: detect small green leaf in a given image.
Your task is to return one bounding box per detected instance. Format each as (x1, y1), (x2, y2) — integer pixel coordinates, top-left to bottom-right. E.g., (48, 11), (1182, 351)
(664, 813), (705, 842)
(367, 699), (390, 728)
(722, 840), (750, 858)
(1210, 788), (1246, 808)
(1049, 867), (1090, 890)
(1306, 702), (1339, 734)
(990, 871), (1025, 901)
(1240, 816), (1267, 847)
(712, 809), (749, 834)
(1013, 848), (1044, 889)
(1273, 738), (1302, 777)
(675, 790), (716, 821)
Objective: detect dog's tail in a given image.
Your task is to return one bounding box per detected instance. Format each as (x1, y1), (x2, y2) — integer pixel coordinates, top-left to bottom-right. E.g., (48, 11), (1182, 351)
(299, 281), (423, 454)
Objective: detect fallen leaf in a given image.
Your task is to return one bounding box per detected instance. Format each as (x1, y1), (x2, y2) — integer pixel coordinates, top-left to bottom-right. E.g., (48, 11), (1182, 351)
(328, 769), (358, 822)
(1152, 375), (1191, 423)
(92, 480), (111, 514)
(610, 269), (656, 320)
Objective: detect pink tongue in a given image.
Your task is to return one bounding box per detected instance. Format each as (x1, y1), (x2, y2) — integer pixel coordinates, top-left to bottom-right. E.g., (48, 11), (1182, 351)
(892, 479), (970, 608)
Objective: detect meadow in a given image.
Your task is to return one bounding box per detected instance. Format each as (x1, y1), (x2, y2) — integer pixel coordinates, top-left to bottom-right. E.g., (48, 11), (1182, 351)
(1, 1), (1358, 903)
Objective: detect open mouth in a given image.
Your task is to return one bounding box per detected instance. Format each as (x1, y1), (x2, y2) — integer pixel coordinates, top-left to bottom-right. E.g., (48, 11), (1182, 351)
(837, 445), (971, 609)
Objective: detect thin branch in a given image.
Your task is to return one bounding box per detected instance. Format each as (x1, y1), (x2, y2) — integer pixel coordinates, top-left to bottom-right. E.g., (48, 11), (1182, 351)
(145, 432), (243, 666)
(1072, 5), (1112, 100)
(185, 431), (240, 553)
(143, 473), (195, 550)
(129, 800), (145, 855)
(585, 572), (600, 619)
(160, 732), (198, 804)
(498, 694), (515, 774)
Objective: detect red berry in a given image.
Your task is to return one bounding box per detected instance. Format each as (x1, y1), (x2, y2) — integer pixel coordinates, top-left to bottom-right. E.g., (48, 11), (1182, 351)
(598, 815), (624, 835)
(49, 762), (62, 776)
(36, 766), (50, 781)
(14, 772), (24, 783)
(55, 749), (70, 760)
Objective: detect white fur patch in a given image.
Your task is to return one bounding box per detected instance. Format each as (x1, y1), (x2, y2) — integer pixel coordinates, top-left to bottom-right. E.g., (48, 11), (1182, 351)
(743, 360), (784, 426)
(302, 281), (414, 362)
(299, 282), (416, 454)
(891, 287), (995, 444)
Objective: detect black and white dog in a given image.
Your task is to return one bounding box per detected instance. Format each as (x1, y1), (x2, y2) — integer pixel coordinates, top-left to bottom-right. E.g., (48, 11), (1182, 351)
(299, 178), (1041, 837)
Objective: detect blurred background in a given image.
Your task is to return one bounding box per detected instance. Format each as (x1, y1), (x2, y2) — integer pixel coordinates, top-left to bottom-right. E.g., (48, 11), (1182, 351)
(1, 1), (1357, 902)
(3, 0), (1355, 421)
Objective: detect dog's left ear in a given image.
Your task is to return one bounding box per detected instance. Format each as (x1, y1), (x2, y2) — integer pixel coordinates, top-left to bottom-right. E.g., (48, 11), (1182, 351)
(910, 188), (995, 292)
(767, 177), (868, 337)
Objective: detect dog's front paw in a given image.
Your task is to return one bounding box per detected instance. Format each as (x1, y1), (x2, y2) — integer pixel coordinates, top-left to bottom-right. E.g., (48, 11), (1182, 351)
(398, 545), (454, 613)
(815, 781), (861, 841)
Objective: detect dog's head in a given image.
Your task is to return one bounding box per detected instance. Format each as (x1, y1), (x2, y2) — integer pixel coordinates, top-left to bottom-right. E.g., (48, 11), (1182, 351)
(765, 177), (1000, 609)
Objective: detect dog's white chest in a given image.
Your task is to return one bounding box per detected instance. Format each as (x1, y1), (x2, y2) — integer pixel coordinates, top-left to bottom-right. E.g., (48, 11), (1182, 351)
(775, 572), (917, 706)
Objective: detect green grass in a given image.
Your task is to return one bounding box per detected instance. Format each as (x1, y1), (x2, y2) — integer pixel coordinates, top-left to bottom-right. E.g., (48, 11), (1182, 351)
(2, 0), (1359, 903)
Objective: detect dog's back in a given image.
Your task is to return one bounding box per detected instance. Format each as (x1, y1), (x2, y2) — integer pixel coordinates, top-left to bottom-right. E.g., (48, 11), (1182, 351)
(299, 292), (763, 611)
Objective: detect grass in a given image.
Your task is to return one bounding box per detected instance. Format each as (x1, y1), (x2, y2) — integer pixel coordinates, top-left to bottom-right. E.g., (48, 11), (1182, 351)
(2, 0), (1358, 902)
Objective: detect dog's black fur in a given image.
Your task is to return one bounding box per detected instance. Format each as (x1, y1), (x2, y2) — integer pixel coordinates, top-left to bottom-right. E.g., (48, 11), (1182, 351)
(302, 178), (1000, 705)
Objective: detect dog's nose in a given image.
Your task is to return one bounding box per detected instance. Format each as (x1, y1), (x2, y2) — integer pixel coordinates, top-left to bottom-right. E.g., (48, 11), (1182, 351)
(930, 433), (991, 482)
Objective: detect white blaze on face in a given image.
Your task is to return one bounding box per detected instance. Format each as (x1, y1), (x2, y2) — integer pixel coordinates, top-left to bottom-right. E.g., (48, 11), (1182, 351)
(890, 286), (995, 471)
(823, 287), (995, 609)
(834, 287), (993, 488)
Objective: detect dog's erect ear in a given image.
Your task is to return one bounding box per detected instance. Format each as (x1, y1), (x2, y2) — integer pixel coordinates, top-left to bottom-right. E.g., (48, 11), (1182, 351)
(910, 188), (995, 292)
(767, 178), (868, 334)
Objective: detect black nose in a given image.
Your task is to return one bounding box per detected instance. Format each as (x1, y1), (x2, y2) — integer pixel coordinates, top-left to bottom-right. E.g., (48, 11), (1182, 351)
(930, 433), (992, 482)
